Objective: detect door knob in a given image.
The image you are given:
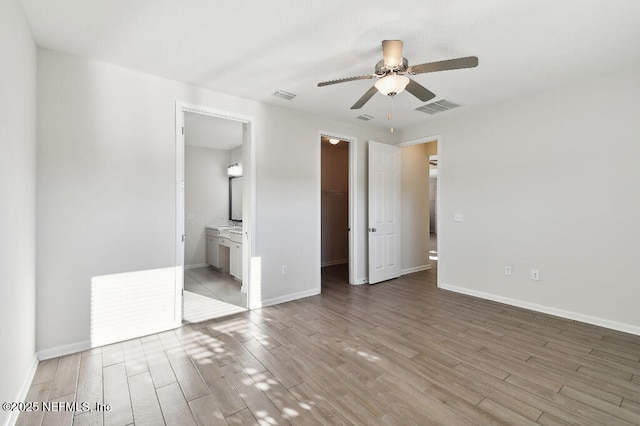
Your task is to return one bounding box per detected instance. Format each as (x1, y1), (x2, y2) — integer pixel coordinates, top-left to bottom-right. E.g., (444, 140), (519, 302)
(369, 227), (377, 232)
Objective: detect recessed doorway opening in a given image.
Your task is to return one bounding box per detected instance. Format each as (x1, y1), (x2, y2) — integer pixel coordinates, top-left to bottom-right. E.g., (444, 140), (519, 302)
(176, 102), (256, 324)
(319, 132), (358, 287)
(398, 136), (439, 281)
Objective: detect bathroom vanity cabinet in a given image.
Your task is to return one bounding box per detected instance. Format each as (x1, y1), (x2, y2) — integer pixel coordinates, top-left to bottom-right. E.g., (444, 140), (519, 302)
(230, 231), (243, 280)
(206, 228), (221, 269)
(206, 226), (242, 281)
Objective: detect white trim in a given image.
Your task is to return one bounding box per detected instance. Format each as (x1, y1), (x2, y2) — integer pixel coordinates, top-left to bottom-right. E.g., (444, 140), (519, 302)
(37, 340), (91, 361)
(318, 131), (358, 286)
(348, 139), (357, 285)
(398, 134), (440, 148)
(175, 102), (258, 315)
(37, 322), (183, 361)
(175, 103), (185, 325)
(435, 136), (442, 286)
(185, 263), (208, 270)
(401, 264), (432, 275)
(439, 283), (640, 336)
(6, 354), (39, 426)
(261, 288), (321, 308)
(177, 103), (252, 123)
(321, 258), (349, 267)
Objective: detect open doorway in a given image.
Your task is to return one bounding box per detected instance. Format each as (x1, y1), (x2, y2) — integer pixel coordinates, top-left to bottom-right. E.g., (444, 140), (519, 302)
(176, 103), (256, 324)
(399, 137), (439, 279)
(429, 154), (438, 270)
(319, 132), (358, 286)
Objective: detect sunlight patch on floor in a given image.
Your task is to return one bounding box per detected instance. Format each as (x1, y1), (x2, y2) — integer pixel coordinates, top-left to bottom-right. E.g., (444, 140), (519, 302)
(183, 290), (247, 323)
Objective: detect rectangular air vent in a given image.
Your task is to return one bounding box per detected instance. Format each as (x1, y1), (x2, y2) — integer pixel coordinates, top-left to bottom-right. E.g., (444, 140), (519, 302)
(272, 90), (296, 100)
(416, 99), (461, 115)
(357, 114), (374, 121)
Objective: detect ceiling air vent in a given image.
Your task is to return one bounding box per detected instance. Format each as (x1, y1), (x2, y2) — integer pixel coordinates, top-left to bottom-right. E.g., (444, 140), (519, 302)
(416, 99), (461, 115)
(357, 114), (374, 121)
(272, 90), (296, 100)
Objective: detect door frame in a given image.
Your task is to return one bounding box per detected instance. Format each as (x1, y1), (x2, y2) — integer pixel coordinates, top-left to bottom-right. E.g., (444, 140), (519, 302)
(398, 134), (441, 282)
(175, 101), (258, 324)
(318, 131), (358, 285)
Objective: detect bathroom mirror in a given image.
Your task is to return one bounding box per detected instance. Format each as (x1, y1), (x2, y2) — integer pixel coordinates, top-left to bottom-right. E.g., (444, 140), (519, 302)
(229, 176), (243, 222)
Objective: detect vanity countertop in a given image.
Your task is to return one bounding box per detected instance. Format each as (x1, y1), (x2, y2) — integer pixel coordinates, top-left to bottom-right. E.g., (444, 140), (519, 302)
(206, 225), (242, 237)
(206, 225), (232, 230)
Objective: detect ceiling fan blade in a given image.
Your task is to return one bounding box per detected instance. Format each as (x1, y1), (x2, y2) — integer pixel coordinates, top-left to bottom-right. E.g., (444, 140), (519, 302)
(351, 86), (378, 109)
(410, 56), (479, 75)
(405, 79), (436, 102)
(382, 40), (404, 67)
(317, 74), (375, 87)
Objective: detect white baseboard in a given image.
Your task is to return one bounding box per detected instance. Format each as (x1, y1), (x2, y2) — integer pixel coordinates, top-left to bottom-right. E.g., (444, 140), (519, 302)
(401, 264), (432, 275)
(321, 259), (348, 267)
(36, 320), (182, 361)
(185, 263), (208, 270)
(38, 340), (91, 361)
(6, 354), (39, 426)
(261, 288), (321, 308)
(439, 283), (640, 336)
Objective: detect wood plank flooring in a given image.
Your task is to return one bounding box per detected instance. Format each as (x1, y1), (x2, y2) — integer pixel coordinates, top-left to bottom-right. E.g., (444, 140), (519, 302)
(18, 265), (640, 425)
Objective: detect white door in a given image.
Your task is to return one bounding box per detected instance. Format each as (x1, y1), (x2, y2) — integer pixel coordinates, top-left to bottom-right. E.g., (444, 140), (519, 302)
(368, 141), (401, 284)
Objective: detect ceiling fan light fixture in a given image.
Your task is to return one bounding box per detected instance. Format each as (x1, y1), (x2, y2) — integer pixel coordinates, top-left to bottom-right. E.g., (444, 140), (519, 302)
(375, 75), (410, 96)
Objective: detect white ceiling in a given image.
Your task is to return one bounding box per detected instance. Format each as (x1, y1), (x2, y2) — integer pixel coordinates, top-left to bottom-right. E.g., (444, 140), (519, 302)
(20, 0), (640, 132)
(184, 112), (243, 150)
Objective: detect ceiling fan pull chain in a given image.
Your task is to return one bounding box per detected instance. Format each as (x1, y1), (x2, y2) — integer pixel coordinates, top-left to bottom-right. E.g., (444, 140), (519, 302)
(389, 96), (394, 133)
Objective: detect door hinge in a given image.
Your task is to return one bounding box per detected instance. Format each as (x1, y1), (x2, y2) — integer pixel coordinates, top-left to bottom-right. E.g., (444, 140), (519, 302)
(182, 234), (186, 242)
(181, 126), (184, 135)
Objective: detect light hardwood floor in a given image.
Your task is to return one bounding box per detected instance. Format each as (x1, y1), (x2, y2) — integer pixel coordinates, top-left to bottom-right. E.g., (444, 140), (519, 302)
(18, 265), (640, 425)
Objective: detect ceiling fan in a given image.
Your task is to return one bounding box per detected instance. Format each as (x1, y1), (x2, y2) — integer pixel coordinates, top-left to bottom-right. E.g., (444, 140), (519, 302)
(318, 40), (478, 109)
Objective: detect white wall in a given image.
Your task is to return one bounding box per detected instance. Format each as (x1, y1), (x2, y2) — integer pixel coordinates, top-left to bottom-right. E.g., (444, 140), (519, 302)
(185, 146), (230, 266)
(36, 49), (395, 352)
(0, 0), (37, 424)
(230, 144), (243, 169)
(400, 68), (640, 333)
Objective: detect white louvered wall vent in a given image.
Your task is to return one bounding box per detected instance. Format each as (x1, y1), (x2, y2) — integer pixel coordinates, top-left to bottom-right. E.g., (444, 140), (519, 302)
(356, 114), (375, 121)
(416, 99), (461, 115)
(272, 90), (296, 100)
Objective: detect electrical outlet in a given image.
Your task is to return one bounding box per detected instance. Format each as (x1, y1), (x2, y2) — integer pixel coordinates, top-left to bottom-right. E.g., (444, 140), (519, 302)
(281, 265), (288, 275)
(454, 213), (463, 222)
(531, 269), (540, 281)
(505, 266), (512, 276)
